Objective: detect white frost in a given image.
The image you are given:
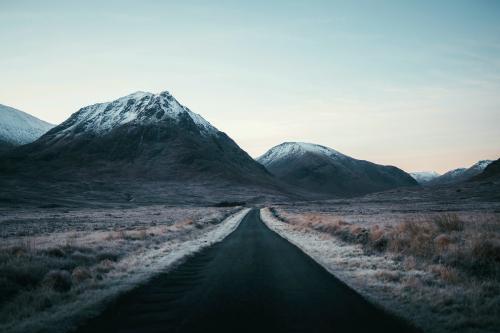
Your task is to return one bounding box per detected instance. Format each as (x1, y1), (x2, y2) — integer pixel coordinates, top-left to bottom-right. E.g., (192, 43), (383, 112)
(2, 208), (250, 333)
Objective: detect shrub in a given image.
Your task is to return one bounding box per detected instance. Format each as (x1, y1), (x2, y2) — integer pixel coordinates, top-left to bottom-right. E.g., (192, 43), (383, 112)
(45, 247), (66, 257)
(42, 270), (72, 292)
(96, 251), (120, 262)
(72, 266), (91, 283)
(388, 221), (437, 259)
(430, 264), (460, 284)
(472, 239), (500, 262)
(434, 234), (452, 251)
(369, 226), (388, 251)
(403, 256), (417, 270)
(375, 270), (401, 282)
(96, 259), (114, 273)
(433, 213), (464, 232)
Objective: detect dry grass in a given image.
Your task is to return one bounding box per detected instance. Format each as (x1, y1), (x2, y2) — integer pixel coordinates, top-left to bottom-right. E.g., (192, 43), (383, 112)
(276, 208), (500, 281)
(432, 213), (464, 232)
(0, 205), (240, 330)
(266, 207), (500, 333)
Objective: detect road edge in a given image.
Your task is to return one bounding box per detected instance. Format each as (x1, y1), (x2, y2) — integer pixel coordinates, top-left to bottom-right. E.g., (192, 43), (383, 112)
(4, 208), (251, 333)
(259, 207), (421, 332)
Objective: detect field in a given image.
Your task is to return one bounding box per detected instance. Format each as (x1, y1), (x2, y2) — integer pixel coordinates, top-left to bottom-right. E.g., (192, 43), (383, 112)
(262, 181), (500, 333)
(0, 204), (248, 333)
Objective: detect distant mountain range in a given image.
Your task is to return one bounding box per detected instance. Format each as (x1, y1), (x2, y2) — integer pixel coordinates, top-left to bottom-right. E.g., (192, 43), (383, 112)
(0, 104), (53, 152)
(1, 91), (496, 201)
(425, 160), (493, 186)
(257, 142), (417, 197)
(1, 91), (273, 186)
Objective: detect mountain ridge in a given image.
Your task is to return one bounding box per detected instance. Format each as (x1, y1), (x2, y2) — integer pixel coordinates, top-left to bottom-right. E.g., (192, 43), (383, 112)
(427, 160), (493, 186)
(257, 142), (418, 197)
(1, 91), (274, 187)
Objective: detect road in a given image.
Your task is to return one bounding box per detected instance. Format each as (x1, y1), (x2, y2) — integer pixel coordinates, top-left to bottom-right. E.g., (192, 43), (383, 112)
(75, 208), (418, 333)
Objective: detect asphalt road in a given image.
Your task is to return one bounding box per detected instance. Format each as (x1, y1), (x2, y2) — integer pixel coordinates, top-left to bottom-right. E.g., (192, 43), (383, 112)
(75, 208), (419, 333)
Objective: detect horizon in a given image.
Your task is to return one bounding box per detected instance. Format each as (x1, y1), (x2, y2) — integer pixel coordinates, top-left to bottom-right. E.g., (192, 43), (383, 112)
(1, 1), (499, 173)
(2, 3), (500, 332)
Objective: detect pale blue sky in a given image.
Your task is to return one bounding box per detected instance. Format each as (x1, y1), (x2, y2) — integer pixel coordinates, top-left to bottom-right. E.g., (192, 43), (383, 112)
(1, 0), (499, 173)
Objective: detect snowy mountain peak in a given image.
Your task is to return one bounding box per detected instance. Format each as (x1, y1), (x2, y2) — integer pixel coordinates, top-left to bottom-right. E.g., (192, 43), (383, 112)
(56, 90), (217, 137)
(0, 104), (54, 145)
(257, 142), (347, 166)
(470, 160), (492, 171)
(410, 171), (440, 184)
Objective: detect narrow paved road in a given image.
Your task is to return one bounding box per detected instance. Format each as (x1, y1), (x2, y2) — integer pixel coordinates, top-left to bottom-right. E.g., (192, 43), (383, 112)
(75, 209), (418, 333)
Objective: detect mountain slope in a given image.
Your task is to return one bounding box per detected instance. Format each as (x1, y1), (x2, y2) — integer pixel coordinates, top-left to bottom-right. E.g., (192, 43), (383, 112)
(257, 142), (417, 197)
(472, 158), (500, 181)
(2, 91), (272, 185)
(0, 104), (53, 152)
(428, 160), (493, 185)
(410, 171), (440, 184)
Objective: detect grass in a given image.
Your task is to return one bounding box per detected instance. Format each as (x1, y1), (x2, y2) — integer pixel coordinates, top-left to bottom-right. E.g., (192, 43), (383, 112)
(0, 205), (241, 331)
(269, 207), (500, 332)
(276, 209), (500, 280)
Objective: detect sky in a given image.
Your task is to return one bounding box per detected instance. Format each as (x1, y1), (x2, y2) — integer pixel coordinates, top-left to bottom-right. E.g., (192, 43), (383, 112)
(0, 0), (499, 173)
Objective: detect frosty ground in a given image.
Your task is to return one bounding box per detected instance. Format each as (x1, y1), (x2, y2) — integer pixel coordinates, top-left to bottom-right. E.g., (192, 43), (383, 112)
(261, 180), (500, 333)
(0, 204), (249, 333)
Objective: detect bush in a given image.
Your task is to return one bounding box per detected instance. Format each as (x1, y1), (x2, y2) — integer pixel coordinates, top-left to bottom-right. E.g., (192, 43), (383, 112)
(72, 266), (91, 283)
(375, 270), (401, 282)
(430, 264), (460, 284)
(96, 259), (114, 273)
(42, 270), (72, 292)
(433, 213), (464, 232)
(45, 247), (66, 257)
(434, 234), (452, 251)
(388, 221), (437, 259)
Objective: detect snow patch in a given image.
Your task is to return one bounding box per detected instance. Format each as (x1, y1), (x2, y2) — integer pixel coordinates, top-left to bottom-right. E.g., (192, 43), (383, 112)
(410, 171), (440, 184)
(469, 159), (492, 171)
(56, 90), (218, 137)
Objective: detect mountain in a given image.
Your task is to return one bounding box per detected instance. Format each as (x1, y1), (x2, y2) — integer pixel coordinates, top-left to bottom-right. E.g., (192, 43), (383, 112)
(471, 158), (500, 181)
(410, 171), (440, 184)
(0, 104), (53, 152)
(428, 160), (493, 186)
(2, 91), (273, 185)
(257, 142), (418, 197)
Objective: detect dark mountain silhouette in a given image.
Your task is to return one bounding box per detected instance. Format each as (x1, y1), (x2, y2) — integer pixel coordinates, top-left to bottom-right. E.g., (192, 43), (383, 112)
(257, 142), (417, 197)
(427, 160), (493, 186)
(1, 91), (273, 186)
(472, 158), (500, 181)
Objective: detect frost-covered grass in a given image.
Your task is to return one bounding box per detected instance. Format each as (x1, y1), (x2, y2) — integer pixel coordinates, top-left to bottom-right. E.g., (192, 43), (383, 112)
(262, 207), (500, 333)
(0, 205), (249, 333)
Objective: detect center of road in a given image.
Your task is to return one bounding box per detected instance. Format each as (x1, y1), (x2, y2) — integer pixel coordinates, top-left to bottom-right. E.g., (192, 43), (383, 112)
(75, 208), (418, 333)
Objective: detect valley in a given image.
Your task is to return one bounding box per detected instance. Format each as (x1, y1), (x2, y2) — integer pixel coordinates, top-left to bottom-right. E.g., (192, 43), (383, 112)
(0, 90), (499, 333)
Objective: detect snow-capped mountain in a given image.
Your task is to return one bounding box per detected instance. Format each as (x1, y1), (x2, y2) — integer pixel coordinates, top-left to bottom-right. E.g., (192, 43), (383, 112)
(258, 142), (349, 166)
(473, 158), (500, 181)
(4, 90), (272, 184)
(257, 142), (417, 197)
(409, 171), (440, 184)
(0, 104), (53, 151)
(428, 160), (493, 185)
(52, 91), (216, 139)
